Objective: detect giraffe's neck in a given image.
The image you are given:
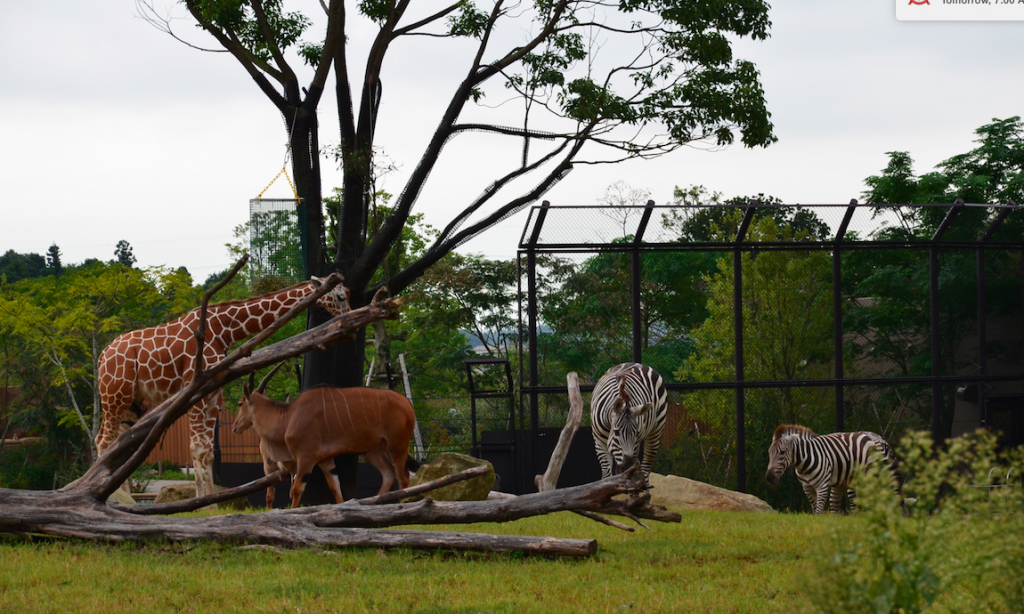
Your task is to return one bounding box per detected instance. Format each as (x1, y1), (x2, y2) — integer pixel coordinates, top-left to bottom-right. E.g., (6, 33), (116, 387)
(202, 281), (315, 347)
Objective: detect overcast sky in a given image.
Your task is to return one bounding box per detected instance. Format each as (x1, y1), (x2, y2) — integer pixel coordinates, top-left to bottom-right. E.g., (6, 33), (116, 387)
(1, 1), (1022, 280)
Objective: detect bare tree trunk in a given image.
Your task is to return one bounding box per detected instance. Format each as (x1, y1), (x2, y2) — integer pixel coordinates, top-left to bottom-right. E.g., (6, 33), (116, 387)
(535, 372), (584, 492)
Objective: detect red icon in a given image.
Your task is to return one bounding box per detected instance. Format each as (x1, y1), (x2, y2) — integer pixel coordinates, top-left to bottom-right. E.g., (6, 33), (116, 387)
(908, 0), (930, 4)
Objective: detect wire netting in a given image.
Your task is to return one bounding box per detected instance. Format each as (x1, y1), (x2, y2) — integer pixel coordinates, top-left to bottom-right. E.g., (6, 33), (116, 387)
(518, 202), (1024, 510)
(248, 198), (307, 286)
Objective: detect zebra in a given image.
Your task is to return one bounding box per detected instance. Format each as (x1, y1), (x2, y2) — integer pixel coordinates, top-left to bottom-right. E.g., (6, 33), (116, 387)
(590, 363), (668, 484)
(765, 424), (907, 515)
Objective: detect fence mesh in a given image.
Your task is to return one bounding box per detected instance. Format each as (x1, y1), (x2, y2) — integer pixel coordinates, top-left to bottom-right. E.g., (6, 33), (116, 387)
(248, 198), (307, 286)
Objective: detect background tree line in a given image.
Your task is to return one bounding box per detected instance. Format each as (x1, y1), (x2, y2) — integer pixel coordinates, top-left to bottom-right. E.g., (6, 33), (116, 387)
(3, 117), (1021, 509)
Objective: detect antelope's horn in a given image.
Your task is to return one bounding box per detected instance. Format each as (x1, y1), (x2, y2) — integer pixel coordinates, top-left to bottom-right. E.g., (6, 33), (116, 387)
(257, 361), (288, 394)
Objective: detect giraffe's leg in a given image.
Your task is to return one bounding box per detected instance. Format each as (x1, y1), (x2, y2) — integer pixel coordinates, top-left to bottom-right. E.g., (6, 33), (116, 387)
(188, 395), (220, 499)
(96, 369), (137, 492)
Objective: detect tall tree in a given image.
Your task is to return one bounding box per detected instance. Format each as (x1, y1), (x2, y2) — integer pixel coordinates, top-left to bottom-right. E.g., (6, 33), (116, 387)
(45, 244), (63, 277)
(852, 117), (1024, 436)
(141, 0), (777, 388)
(113, 240), (137, 268)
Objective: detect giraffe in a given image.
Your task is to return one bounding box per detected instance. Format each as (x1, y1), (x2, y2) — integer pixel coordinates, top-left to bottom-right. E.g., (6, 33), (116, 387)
(94, 276), (350, 497)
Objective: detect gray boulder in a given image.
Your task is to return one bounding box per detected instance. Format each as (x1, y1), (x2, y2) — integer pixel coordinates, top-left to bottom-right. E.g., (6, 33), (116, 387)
(106, 488), (136, 505)
(154, 482), (245, 510)
(647, 473), (774, 513)
(406, 452), (495, 502)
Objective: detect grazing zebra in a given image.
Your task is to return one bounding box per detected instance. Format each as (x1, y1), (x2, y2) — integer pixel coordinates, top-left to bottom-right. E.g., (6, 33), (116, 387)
(590, 363), (668, 484)
(765, 424), (906, 515)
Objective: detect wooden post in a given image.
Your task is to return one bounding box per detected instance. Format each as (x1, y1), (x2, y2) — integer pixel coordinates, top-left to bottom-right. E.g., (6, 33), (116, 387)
(535, 372), (584, 492)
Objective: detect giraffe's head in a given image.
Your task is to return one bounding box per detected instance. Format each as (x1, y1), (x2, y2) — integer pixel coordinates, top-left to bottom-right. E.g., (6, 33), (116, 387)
(312, 276), (351, 316)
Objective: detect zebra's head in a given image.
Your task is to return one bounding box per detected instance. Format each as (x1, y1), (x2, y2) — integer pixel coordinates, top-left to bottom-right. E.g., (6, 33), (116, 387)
(607, 375), (653, 475)
(765, 435), (796, 486)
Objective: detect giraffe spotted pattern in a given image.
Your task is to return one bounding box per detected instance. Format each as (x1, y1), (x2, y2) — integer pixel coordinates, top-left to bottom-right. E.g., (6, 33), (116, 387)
(95, 277), (350, 496)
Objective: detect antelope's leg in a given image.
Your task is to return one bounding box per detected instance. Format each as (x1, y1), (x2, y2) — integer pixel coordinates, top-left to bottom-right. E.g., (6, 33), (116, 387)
(316, 457), (346, 504)
(289, 464), (312, 509)
(365, 440), (398, 496)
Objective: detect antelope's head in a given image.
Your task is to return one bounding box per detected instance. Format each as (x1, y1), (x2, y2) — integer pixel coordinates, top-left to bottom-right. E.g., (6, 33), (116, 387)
(234, 362), (286, 434)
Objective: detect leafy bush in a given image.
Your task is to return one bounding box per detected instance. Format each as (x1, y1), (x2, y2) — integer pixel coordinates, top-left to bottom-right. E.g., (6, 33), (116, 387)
(0, 441), (74, 490)
(803, 429), (1024, 613)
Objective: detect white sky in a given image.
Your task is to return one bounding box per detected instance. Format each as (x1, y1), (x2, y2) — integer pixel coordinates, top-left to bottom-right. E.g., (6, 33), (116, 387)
(1, 1), (1022, 280)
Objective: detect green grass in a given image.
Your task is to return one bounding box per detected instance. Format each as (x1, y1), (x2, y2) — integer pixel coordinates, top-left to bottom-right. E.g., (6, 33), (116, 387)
(0, 510), (831, 614)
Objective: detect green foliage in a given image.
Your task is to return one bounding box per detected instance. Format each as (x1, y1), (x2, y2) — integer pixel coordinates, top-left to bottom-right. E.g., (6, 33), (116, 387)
(0, 261), (202, 451)
(664, 185), (830, 241)
(804, 430), (1024, 614)
(113, 240), (136, 268)
(446, 1), (489, 38)
(193, 0), (311, 64)
(44, 244), (62, 277)
(0, 250), (47, 284)
(388, 253), (515, 396)
(851, 121), (1024, 435)
(0, 439), (87, 490)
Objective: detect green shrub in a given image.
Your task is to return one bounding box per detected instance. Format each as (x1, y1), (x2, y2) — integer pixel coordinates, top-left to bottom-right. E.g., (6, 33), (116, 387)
(0, 442), (62, 490)
(803, 429), (1024, 614)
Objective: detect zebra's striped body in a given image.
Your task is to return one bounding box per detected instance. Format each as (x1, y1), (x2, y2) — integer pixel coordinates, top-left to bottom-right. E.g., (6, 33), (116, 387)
(765, 424), (900, 514)
(590, 363), (668, 483)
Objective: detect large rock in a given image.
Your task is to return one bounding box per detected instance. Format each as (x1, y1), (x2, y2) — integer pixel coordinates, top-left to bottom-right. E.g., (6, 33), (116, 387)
(647, 473), (774, 513)
(406, 452), (495, 502)
(154, 482), (199, 504)
(106, 488), (136, 505)
(154, 482), (245, 510)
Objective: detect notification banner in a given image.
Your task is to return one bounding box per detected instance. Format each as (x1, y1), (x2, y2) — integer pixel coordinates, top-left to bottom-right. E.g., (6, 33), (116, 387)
(898, 0), (1024, 20)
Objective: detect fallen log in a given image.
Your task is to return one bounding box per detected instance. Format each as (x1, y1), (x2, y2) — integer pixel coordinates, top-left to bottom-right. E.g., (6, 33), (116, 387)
(0, 259), (655, 557)
(0, 468), (644, 556)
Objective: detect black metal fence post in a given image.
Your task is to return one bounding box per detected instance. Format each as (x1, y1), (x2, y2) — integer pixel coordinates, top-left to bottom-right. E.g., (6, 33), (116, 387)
(833, 200), (857, 432)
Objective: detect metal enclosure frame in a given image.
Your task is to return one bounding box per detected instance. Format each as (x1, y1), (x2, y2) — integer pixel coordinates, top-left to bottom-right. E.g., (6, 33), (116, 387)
(515, 199), (1024, 493)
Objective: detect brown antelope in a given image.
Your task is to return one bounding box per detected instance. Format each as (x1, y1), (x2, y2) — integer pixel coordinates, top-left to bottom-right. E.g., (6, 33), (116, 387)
(234, 365), (416, 508)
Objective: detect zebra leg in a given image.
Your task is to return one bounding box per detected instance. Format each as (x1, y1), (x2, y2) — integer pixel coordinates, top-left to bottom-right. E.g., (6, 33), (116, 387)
(848, 489), (858, 513)
(830, 486), (848, 514)
(814, 486), (829, 515)
(593, 436), (613, 480)
(639, 432), (662, 484)
(800, 480), (817, 510)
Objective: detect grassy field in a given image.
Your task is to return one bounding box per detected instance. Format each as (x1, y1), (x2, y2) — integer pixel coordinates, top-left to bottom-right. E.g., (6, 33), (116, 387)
(0, 509), (834, 614)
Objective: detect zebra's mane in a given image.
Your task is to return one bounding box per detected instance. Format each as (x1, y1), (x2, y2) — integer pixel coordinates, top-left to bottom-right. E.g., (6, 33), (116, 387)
(772, 424), (817, 441)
